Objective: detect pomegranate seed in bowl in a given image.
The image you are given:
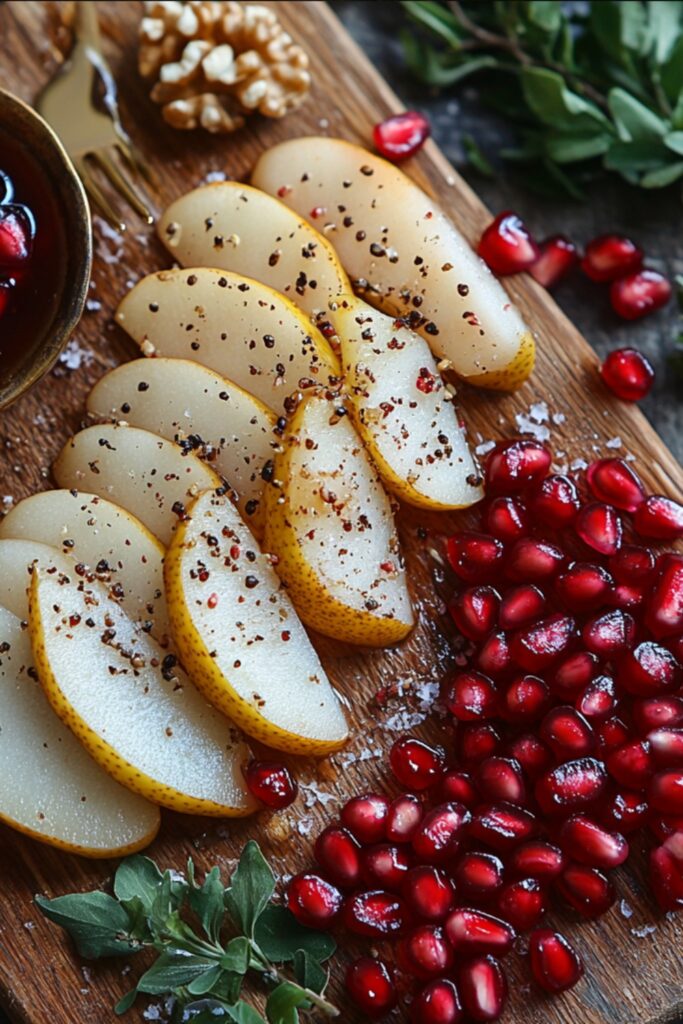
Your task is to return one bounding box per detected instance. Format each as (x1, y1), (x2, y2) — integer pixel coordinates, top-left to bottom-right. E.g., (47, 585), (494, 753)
(458, 954), (508, 1021)
(529, 928), (584, 992)
(600, 347), (654, 400)
(581, 234), (642, 282)
(610, 269), (671, 320)
(477, 211), (539, 275)
(373, 110), (430, 162)
(586, 458), (645, 512)
(530, 235), (577, 288)
(345, 956), (397, 1018)
(634, 495), (683, 540)
(243, 759), (298, 809)
(411, 978), (464, 1024)
(390, 736), (445, 790)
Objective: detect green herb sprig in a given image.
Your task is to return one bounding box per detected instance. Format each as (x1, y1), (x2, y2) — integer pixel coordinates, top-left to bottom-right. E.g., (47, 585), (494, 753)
(671, 273), (683, 375)
(401, 0), (683, 197)
(35, 841), (338, 1024)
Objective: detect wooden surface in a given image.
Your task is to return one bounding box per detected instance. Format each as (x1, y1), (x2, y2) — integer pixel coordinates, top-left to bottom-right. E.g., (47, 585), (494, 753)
(0, 3), (682, 1023)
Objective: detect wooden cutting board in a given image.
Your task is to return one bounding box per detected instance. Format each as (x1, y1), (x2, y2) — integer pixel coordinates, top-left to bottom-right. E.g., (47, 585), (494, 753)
(0, 3), (682, 1023)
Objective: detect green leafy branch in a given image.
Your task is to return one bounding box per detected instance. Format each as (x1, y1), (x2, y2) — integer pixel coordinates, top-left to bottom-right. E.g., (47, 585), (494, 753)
(35, 841), (339, 1024)
(401, 0), (683, 197)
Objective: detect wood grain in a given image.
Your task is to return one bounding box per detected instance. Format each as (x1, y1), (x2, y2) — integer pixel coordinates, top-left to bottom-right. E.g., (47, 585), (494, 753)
(0, 3), (682, 1023)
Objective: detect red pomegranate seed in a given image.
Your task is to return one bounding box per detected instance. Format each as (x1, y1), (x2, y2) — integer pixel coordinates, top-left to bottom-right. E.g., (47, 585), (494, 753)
(511, 613), (576, 671)
(399, 925), (454, 978)
(477, 211), (539, 275)
(499, 585), (546, 630)
(449, 585), (500, 641)
(469, 801), (537, 850)
(633, 695), (683, 735)
(505, 538), (565, 583)
(606, 739), (654, 790)
(477, 632), (512, 678)
(650, 833), (683, 911)
(445, 907), (515, 957)
(596, 715), (631, 756)
(0, 285), (11, 319)
(341, 793), (389, 844)
(0, 206), (33, 270)
(445, 671), (499, 721)
(530, 235), (577, 289)
(586, 458), (645, 512)
(600, 789), (648, 833)
(345, 957), (396, 1018)
(536, 757), (608, 816)
(646, 554), (683, 638)
(502, 674), (550, 723)
(551, 651), (600, 699)
(404, 865), (456, 922)
(650, 814), (683, 842)
(362, 843), (413, 890)
(530, 474), (580, 527)
(484, 441), (551, 495)
(458, 955), (508, 1021)
(484, 496), (529, 541)
(576, 674), (618, 723)
(287, 873), (343, 928)
(649, 770), (683, 813)
(581, 233), (642, 282)
(440, 770), (478, 808)
(243, 760), (298, 809)
(497, 877), (545, 931)
(618, 641), (681, 696)
(609, 544), (656, 584)
(634, 495), (683, 541)
(559, 815), (628, 869)
(459, 722), (503, 764)
(540, 706), (595, 760)
(576, 502), (622, 556)
(505, 733), (553, 780)
(446, 533), (504, 583)
(556, 863), (615, 918)
(529, 928), (584, 993)
(412, 802), (472, 862)
(475, 756), (526, 804)
(509, 840), (566, 882)
(555, 562), (614, 612)
(582, 609), (635, 656)
(314, 826), (361, 888)
(343, 889), (407, 937)
(387, 793), (424, 843)
(453, 851), (504, 900)
(648, 727), (683, 768)
(610, 581), (646, 611)
(390, 736), (445, 790)
(610, 269), (671, 320)
(373, 110), (431, 161)
(600, 347), (655, 400)
(411, 978), (464, 1024)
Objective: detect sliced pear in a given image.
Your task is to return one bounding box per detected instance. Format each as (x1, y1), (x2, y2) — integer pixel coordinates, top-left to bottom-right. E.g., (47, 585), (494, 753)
(0, 539), (63, 620)
(333, 297), (483, 509)
(157, 182), (350, 322)
(29, 563), (256, 817)
(0, 604), (160, 857)
(115, 268), (340, 414)
(263, 393), (414, 646)
(53, 424), (223, 546)
(165, 489), (348, 754)
(0, 490), (169, 639)
(252, 137), (535, 390)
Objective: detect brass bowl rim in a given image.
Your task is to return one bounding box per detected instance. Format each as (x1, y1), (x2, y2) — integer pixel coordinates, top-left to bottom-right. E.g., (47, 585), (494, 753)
(0, 87), (92, 410)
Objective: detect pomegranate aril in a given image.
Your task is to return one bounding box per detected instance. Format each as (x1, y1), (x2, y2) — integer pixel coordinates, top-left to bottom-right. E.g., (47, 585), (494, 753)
(445, 671), (499, 721)
(509, 840), (566, 882)
(634, 695), (683, 735)
(600, 789), (648, 833)
(559, 815), (628, 869)
(446, 532), (504, 583)
(529, 928), (583, 993)
(530, 234), (577, 288)
(634, 494), (683, 541)
(439, 769), (478, 808)
(346, 956), (396, 1018)
(555, 562), (614, 613)
(551, 650), (600, 699)
(556, 862), (615, 918)
(477, 211), (539, 275)
(287, 872), (343, 928)
(576, 502), (622, 556)
(412, 802), (471, 862)
(586, 458), (645, 512)
(411, 978), (464, 1024)
(0, 206), (33, 270)
(610, 581), (646, 611)
(596, 715), (631, 756)
(497, 877), (545, 931)
(503, 674), (550, 723)
(610, 269), (671, 320)
(362, 843), (412, 890)
(404, 865), (455, 922)
(648, 727), (683, 768)
(475, 756), (526, 804)
(650, 833), (683, 910)
(445, 907), (516, 956)
(341, 793), (389, 844)
(477, 631), (511, 678)
(458, 955), (508, 1021)
(399, 924), (454, 978)
(540, 706), (595, 760)
(650, 814), (683, 842)
(485, 441), (551, 495)
(607, 739), (654, 790)
(469, 801), (538, 850)
(576, 675), (618, 723)
(609, 545), (656, 584)
(484, 495), (529, 541)
(649, 770), (683, 813)
(459, 722), (503, 765)
(530, 473), (580, 527)
(506, 538), (564, 583)
(244, 759), (298, 809)
(343, 889), (407, 938)
(536, 757), (608, 815)
(582, 608), (635, 657)
(453, 851), (504, 900)
(0, 285), (10, 320)
(600, 346), (654, 401)
(450, 585), (500, 641)
(387, 793), (424, 842)
(506, 732), (553, 780)
(314, 826), (361, 888)
(581, 233), (643, 282)
(646, 554), (683, 638)
(499, 585), (546, 630)
(511, 613), (576, 671)
(373, 110), (430, 161)
(618, 641), (681, 697)
(390, 736), (445, 790)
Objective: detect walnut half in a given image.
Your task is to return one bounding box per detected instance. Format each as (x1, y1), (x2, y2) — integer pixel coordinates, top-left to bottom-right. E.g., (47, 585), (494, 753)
(139, 1), (311, 133)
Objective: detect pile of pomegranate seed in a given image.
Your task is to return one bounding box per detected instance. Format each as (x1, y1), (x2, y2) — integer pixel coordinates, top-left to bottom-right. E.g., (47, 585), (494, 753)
(373, 112), (431, 162)
(286, 440), (683, 1021)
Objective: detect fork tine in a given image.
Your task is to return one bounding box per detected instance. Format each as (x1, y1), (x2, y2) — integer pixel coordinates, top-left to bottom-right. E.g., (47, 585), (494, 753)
(115, 134), (159, 191)
(91, 149), (155, 224)
(76, 157), (126, 233)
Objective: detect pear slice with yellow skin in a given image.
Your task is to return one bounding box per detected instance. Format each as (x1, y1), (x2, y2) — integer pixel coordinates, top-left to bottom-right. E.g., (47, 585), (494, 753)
(29, 562), (256, 817)
(0, 538), (70, 620)
(115, 268), (340, 415)
(53, 423), (223, 546)
(0, 604), (160, 857)
(263, 393), (414, 647)
(252, 137), (535, 391)
(165, 489), (348, 755)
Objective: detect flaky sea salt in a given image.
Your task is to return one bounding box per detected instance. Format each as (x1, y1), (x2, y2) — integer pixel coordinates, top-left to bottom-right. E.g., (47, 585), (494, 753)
(631, 924), (657, 938)
(202, 170), (228, 184)
(300, 782), (337, 810)
(515, 412), (551, 443)
(58, 339), (95, 371)
(620, 899), (634, 918)
(552, 412), (566, 425)
(606, 436), (622, 449)
(475, 440), (496, 456)
(570, 457), (589, 471)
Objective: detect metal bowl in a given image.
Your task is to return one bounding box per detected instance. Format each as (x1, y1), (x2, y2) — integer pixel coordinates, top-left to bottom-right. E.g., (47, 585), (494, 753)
(0, 88), (92, 409)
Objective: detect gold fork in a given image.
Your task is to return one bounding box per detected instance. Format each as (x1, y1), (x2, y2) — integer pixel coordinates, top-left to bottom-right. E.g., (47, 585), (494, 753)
(37, 1), (155, 232)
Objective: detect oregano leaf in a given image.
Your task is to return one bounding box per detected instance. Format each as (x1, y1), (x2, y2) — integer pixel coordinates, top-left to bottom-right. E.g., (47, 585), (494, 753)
(265, 982), (308, 1024)
(254, 905), (336, 963)
(114, 988), (138, 1016)
(292, 949), (327, 995)
(225, 841), (275, 937)
(136, 951), (216, 995)
(188, 866), (225, 944)
(114, 855), (163, 909)
(35, 892), (140, 960)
